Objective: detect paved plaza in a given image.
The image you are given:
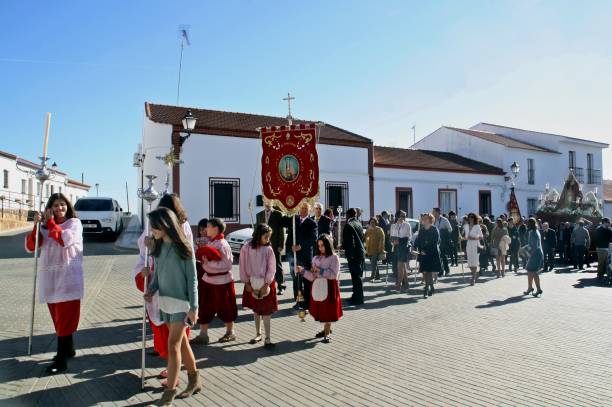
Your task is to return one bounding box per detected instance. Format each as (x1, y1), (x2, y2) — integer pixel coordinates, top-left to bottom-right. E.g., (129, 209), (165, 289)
(1, 232), (611, 406)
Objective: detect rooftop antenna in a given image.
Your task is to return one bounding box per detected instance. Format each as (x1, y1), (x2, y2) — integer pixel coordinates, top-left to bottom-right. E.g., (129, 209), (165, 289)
(176, 25), (191, 105)
(411, 125), (416, 149)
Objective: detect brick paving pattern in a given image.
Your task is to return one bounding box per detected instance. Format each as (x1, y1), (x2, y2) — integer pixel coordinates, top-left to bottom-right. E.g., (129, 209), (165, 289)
(1, 236), (611, 406)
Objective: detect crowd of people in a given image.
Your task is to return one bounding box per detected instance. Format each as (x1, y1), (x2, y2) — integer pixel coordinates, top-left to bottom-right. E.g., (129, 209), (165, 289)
(24, 191), (612, 406)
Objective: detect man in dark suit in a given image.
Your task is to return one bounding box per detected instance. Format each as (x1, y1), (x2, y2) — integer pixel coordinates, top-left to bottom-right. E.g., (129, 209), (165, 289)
(312, 202), (333, 236)
(541, 222), (557, 271)
(342, 207), (366, 305)
(256, 200), (286, 295)
(284, 202), (318, 310)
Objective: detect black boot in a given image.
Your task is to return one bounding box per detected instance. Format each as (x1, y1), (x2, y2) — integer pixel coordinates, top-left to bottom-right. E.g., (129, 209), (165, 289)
(52, 334), (75, 361)
(46, 336), (68, 375)
(428, 285), (434, 296)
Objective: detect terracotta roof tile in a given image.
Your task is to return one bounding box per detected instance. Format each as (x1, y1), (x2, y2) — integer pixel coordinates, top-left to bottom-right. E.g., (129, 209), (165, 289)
(444, 126), (558, 153)
(146, 102), (371, 145)
(373, 146), (505, 175)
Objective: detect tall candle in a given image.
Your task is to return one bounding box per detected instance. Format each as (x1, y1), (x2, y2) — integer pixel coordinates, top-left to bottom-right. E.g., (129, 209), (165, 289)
(42, 112), (51, 159)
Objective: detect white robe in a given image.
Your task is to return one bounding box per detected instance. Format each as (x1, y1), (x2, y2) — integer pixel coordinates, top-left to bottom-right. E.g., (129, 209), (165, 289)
(26, 218), (84, 304)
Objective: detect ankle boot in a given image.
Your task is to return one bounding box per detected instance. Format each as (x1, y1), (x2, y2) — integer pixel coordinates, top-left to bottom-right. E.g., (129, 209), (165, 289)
(178, 370), (203, 398)
(65, 334), (76, 358)
(156, 388), (177, 406)
(46, 337), (67, 375)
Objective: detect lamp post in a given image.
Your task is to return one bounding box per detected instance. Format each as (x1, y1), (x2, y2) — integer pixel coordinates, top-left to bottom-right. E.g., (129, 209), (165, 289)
(136, 175), (159, 389)
(95, 183), (99, 197)
(178, 110), (197, 148)
(510, 161), (520, 187)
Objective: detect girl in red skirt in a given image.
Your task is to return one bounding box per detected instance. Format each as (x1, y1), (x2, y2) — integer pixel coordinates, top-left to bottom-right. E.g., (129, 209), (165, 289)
(25, 193), (83, 374)
(239, 223), (278, 349)
(191, 218), (237, 344)
(300, 234), (343, 343)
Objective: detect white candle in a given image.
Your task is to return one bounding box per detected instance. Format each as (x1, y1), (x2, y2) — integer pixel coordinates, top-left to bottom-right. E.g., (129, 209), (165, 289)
(42, 113), (51, 159)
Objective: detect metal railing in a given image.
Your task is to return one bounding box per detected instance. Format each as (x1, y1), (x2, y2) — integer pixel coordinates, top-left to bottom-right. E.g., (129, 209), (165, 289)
(569, 167), (584, 183)
(587, 168), (601, 185)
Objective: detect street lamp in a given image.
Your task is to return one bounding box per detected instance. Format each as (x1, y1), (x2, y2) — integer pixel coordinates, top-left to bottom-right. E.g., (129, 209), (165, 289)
(336, 206), (343, 247)
(179, 110), (197, 147)
(510, 161), (520, 187)
(95, 183), (99, 196)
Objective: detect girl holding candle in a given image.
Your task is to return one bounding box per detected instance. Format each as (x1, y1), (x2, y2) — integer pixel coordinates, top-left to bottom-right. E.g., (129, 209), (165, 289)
(25, 193), (83, 375)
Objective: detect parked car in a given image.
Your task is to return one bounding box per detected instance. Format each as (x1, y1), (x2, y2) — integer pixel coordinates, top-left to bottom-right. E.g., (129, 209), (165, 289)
(75, 197), (124, 239)
(226, 227), (253, 255)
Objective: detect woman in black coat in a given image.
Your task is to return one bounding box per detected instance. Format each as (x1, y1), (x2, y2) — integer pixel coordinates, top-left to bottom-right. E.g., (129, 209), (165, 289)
(414, 213), (443, 298)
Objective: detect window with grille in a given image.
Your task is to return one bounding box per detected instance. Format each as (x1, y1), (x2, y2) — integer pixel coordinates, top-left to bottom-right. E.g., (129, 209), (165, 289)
(209, 178), (240, 223)
(325, 182), (349, 217)
(438, 189), (457, 215)
(395, 188), (413, 218)
(527, 159), (535, 185)
(3, 170), (8, 189)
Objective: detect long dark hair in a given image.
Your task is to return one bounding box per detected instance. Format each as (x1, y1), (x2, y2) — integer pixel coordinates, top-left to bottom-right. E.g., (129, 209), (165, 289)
(527, 217), (538, 231)
(251, 223), (272, 248)
(45, 193), (77, 219)
(148, 207), (193, 259)
(317, 234), (335, 257)
(158, 193), (188, 223)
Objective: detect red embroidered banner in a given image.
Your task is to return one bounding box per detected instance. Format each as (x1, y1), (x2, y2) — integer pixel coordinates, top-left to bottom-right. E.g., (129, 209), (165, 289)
(260, 123), (319, 213)
(508, 187), (521, 223)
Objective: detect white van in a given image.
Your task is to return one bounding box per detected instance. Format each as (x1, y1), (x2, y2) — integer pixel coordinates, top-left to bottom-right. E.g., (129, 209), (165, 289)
(75, 197), (124, 238)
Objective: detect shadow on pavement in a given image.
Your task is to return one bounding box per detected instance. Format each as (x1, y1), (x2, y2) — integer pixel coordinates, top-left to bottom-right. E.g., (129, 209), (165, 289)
(3, 371), (143, 407)
(475, 294), (531, 308)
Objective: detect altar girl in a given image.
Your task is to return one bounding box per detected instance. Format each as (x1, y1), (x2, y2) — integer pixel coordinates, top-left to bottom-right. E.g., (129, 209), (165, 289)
(25, 193), (84, 374)
(239, 223), (278, 348)
(191, 218), (238, 344)
(300, 234), (343, 343)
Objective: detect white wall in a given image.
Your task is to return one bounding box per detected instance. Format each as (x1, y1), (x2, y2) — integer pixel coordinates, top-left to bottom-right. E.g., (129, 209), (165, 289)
(179, 133), (371, 225)
(374, 167), (506, 218)
(605, 202), (612, 219)
(138, 117), (174, 219)
(413, 127), (505, 169)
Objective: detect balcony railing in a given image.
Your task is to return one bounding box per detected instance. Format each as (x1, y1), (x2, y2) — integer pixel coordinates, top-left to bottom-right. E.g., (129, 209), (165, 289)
(569, 167), (584, 183)
(587, 168), (601, 185)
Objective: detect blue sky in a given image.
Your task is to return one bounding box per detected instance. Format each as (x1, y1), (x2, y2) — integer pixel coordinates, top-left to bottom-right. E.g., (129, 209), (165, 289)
(1, 0), (611, 212)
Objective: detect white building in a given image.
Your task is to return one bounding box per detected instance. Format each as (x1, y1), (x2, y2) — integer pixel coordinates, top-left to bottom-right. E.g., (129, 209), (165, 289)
(373, 147), (506, 218)
(0, 149), (90, 211)
(139, 103), (373, 232)
(414, 123), (608, 217)
(139, 103), (608, 230)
